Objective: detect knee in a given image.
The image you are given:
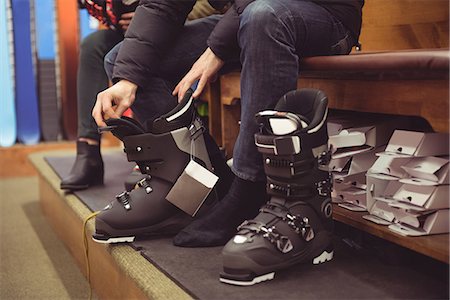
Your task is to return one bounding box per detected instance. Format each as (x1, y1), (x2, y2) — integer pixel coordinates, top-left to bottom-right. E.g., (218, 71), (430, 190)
(239, 0), (281, 37)
(103, 48), (116, 80)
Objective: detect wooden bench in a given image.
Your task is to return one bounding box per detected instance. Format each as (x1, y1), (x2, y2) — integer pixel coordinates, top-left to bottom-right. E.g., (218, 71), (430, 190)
(218, 49), (449, 156)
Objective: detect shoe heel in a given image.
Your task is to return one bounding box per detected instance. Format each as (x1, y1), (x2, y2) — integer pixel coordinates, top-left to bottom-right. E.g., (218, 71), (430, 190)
(91, 172), (104, 186)
(312, 244), (334, 265)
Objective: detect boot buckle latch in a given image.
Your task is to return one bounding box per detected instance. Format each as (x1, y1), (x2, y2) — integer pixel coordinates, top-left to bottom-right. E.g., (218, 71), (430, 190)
(188, 118), (205, 140)
(137, 176), (153, 194)
(261, 226), (294, 254)
(317, 149), (332, 166)
(286, 214), (315, 242)
(316, 177), (332, 196)
(116, 191), (132, 211)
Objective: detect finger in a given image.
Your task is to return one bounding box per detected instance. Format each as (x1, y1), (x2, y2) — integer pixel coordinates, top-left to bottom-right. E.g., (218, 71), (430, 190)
(172, 82), (181, 96)
(178, 81), (192, 102)
(115, 102), (130, 118)
(92, 101), (106, 127)
(121, 12), (134, 20)
(103, 105), (120, 120)
(100, 95), (120, 120)
(179, 74), (199, 101)
(192, 74), (208, 98)
(119, 19), (130, 26)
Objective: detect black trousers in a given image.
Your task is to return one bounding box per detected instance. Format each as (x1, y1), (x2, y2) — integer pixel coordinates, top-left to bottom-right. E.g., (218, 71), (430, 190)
(77, 29), (123, 141)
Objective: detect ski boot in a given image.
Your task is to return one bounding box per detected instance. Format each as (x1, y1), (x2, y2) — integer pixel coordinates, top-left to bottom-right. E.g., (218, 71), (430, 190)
(220, 89), (334, 286)
(124, 164), (147, 192)
(92, 90), (219, 243)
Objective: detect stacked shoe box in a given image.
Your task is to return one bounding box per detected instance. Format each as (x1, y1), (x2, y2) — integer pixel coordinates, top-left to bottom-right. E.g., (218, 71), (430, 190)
(327, 112), (414, 212)
(364, 130), (449, 236)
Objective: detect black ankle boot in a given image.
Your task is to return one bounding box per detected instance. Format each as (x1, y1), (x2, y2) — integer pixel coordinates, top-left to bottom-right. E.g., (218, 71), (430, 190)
(60, 140), (104, 191)
(173, 177), (268, 247)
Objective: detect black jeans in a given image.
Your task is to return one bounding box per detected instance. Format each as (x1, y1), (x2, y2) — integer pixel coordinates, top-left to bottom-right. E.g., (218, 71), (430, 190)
(77, 29), (123, 141)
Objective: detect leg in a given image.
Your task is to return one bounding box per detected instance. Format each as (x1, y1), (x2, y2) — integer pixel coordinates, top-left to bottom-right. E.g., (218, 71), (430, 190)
(174, 0), (354, 247)
(234, 0), (354, 181)
(77, 29), (124, 141)
(92, 15), (236, 242)
(61, 29), (123, 191)
(220, 0), (354, 284)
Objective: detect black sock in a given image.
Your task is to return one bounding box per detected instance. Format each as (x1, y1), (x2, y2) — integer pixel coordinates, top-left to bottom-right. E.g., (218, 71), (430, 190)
(173, 176), (268, 247)
(203, 132), (234, 200)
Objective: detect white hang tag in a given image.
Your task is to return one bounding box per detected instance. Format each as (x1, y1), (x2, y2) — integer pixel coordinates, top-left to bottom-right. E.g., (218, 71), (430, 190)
(166, 160), (218, 217)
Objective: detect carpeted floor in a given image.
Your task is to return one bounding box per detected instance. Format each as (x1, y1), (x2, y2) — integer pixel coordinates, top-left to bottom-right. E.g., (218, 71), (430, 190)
(0, 176), (97, 300)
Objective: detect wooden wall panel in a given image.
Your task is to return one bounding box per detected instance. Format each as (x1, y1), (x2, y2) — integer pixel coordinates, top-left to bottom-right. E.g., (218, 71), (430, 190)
(359, 0), (449, 51)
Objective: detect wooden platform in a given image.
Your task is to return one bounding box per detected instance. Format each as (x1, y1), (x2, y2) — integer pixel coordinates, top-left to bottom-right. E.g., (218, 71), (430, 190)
(29, 149), (449, 299)
(29, 151), (191, 300)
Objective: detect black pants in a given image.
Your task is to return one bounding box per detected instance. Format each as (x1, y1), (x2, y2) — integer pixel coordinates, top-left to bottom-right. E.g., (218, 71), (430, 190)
(77, 29), (123, 141)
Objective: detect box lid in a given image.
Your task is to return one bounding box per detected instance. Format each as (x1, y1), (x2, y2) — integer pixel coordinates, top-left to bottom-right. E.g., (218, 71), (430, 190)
(329, 126), (374, 149)
(369, 154), (412, 178)
(384, 130), (449, 157)
(393, 184), (449, 209)
(401, 156), (449, 185)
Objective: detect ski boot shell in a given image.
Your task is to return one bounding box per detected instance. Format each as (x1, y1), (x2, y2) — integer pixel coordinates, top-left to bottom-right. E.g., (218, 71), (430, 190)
(93, 90), (217, 243)
(220, 89), (334, 286)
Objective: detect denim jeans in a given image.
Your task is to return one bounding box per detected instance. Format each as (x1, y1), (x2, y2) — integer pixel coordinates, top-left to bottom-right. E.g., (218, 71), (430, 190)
(104, 0), (355, 181)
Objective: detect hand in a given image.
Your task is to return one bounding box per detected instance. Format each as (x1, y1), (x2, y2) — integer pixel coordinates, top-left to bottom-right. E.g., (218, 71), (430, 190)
(92, 80), (138, 127)
(119, 12), (134, 32)
(173, 47), (224, 101)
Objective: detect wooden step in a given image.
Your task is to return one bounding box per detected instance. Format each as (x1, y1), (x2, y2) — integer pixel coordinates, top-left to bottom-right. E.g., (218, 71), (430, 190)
(29, 151), (190, 300)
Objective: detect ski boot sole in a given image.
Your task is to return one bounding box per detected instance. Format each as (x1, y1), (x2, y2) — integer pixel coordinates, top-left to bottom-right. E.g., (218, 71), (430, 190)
(92, 234), (135, 244)
(219, 249), (334, 286)
(92, 212), (192, 244)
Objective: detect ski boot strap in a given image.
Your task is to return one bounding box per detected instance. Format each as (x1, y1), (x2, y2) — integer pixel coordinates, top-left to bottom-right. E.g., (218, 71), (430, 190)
(267, 175), (332, 198)
(262, 147), (331, 178)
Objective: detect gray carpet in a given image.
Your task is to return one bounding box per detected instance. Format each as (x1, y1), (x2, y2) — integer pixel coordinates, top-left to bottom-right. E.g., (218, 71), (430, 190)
(46, 153), (449, 299)
(0, 176), (98, 299)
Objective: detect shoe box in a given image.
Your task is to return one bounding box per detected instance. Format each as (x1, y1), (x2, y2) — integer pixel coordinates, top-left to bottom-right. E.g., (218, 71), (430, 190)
(363, 130), (449, 236)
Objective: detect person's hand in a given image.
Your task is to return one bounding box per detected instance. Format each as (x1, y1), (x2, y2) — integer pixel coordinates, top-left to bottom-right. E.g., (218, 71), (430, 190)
(119, 12), (134, 32)
(92, 79), (138, 127)
(173, 47), (224, 101)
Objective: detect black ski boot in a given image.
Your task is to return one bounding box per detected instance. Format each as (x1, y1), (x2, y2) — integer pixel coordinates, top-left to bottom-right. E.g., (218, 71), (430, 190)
(220, 89), (334, 286)
(92, 90), (220, 243)
(124, 164), (146, 192)
(60, 140), (104, 191)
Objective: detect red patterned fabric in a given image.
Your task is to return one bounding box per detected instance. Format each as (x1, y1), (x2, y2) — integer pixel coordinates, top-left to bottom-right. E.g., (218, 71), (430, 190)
(79, 0), (137, 30)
